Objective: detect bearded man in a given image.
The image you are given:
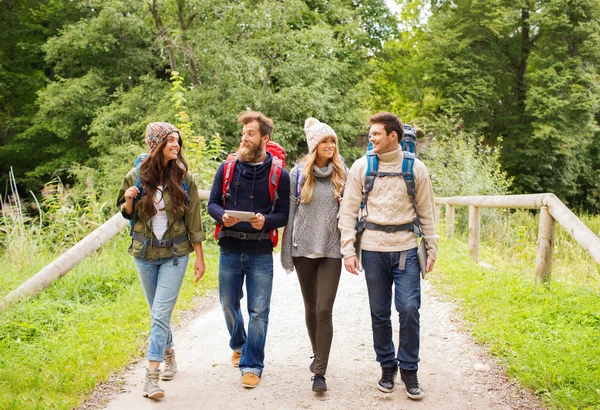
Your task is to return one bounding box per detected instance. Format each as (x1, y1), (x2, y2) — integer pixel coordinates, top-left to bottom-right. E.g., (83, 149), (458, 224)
(207, 111), (290, 388)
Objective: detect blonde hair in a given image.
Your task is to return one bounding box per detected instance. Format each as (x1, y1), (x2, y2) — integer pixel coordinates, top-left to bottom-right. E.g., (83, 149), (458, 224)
(299, 144), (346, 204)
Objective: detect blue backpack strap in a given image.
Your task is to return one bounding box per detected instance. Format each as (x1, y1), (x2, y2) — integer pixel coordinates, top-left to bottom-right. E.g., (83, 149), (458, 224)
(295, 163), (305, 201)
(402, 151), (422, 237)
(130, 153), (149, 232)
(363, 142), (378, 211)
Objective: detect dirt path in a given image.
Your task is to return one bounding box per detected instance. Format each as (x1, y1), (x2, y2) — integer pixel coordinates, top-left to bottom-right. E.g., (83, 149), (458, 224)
(101, 254), (543, 410)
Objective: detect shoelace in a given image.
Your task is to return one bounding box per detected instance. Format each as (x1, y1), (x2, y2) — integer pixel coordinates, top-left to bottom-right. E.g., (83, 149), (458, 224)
(404, 372), (419, 388)
(164, 355), (174, 372)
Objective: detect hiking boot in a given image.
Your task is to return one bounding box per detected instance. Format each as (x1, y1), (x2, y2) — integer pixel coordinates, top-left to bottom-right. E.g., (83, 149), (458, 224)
(400, 369), (425, 400)
(377, 365), (398, 393)
(309, 356), (316, 373)
(241, 372), (260, 388)
(143, 368), (164, 399)
(311, 374), (327, 393)
(161, 350), (177, 380)
(231, 351), (241, 367)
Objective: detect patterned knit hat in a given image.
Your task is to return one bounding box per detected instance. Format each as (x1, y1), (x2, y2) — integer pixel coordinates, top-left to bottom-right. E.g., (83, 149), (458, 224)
(145, 122), (180, 152)
(304, 118), (337, 153)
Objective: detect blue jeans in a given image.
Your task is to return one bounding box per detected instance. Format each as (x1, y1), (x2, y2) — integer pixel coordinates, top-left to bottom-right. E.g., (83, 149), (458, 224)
(219, 251), (273, 377)
(133, 254), (188, 362)
(362, 248), (421, 371)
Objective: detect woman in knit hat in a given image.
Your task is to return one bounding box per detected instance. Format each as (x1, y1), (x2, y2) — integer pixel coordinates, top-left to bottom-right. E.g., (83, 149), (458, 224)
(117, 122), (206, 400)
(281, 118), (346, 394)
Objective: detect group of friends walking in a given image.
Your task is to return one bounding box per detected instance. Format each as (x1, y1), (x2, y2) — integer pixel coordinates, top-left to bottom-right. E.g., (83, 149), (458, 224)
(116, 110), (439, 402)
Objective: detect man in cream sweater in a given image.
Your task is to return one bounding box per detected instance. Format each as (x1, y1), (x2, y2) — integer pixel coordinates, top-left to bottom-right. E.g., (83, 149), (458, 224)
(338, 112), (438, 400)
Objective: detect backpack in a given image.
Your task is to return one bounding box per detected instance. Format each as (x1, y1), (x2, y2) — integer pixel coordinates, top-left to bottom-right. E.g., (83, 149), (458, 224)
(213, 141), (286, 247)
(358, 124), (422, 237)
(294, 155), (347, 202)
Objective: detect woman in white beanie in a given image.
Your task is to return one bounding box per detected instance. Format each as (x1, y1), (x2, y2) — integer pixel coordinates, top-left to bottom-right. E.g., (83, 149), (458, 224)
(117, 122), (206, 400)
(281, 118), (346, 394)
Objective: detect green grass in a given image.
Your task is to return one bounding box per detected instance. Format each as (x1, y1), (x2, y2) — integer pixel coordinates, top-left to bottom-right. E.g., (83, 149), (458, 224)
(0, 232), (219, 409)
(433, 237), (600, 409)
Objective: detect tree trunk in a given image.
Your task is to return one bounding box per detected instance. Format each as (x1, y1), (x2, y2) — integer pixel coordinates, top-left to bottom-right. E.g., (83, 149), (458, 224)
(177, 0), (200, 86)
(149, 0), (178, 73)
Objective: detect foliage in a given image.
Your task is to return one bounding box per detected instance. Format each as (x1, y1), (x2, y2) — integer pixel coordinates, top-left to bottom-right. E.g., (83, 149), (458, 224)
(371, 0), (600, 210)
(0, 233), (220, 409)
(434, 236), (600, 409)
(1, 0), (398, 198)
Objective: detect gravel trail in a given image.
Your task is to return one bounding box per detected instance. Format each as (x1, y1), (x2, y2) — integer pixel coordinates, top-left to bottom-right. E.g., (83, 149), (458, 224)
(101, 254), (543, 410)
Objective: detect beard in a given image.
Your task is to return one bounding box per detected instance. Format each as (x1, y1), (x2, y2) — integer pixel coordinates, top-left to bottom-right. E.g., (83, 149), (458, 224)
(237, 140), (265, 162)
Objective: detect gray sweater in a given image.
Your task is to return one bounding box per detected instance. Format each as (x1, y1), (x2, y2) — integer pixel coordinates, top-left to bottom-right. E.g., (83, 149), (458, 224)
(281, 163), (343, 270)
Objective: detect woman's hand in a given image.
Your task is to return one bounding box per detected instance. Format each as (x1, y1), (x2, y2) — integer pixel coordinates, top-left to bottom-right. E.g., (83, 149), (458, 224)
(124, 186), (140, 205)
(122, 186), (140, 216)
(194, 257), (206, 282)
(192, 242), (205, 282)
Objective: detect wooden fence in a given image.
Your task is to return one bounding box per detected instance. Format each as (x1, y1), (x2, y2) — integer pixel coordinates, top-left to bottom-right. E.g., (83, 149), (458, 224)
(435, 193), (600, 283)
(2, 191), (599, 310)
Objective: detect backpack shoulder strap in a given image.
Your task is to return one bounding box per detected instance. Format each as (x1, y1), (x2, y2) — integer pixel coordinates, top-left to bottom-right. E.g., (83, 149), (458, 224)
(221, 154), (238, 206)
(295, 163), (305, 201)
(268, 157), (284, 211)
(402, 151), (422, 236)
(362, 147), (378, 211)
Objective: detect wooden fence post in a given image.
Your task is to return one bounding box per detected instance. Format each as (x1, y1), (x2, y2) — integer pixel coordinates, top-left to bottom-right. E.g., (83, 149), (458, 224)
(468, 205), (480, 262)
(446, 204), (455, 239)
(536, 205), (555, 284)
(435, 205), (441, 224)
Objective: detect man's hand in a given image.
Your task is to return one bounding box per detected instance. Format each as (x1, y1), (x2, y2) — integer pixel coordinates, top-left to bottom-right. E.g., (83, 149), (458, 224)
(249, 213), (265, 230)
(222, 212), (241, 227)
(426, 257), (435, 273)
(344, 256), (362, 275)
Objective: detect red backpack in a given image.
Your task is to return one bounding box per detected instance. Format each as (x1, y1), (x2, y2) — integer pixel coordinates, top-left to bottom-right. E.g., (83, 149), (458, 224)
(214, 141), (286, 246)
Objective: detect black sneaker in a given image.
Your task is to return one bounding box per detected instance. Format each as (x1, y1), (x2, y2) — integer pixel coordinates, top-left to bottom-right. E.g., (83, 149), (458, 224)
(311, 374), (327, 393)
(400, 369), (424, 400)
(377, 365), (397, 393)
(309, 356), (316, 373)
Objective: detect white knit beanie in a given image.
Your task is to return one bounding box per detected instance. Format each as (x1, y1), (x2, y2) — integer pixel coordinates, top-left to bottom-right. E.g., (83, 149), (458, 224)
(304, 118), (337, 153)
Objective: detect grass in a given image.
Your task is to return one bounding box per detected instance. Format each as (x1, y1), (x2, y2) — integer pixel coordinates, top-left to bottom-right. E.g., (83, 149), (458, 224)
(0, 232), (220, 409)
(433, 212), (600, 409)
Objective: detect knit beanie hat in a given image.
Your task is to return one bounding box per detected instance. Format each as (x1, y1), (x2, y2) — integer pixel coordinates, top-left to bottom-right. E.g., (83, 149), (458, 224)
(304, 118), (337, 153)
(145, 122), (180, 152)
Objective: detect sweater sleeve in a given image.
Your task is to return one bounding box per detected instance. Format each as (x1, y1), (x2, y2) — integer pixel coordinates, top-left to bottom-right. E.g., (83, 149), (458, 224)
(280, 166), (298, 270)
(414, 160), (439, 261)
(338, 158), (366, 258)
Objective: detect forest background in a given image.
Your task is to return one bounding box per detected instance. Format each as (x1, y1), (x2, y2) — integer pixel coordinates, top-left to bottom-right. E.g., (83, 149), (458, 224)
(1, 0), (599, 214)
(1, 2), (600, 409)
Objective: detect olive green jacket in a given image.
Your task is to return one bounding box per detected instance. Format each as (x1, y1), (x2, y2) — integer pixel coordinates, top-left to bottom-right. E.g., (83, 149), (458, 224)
(116, 168), (206, 259)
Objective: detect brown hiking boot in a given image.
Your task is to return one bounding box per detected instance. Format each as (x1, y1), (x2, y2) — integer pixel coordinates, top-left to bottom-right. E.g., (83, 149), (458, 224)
(231, 351), (241, 367)
(241, 372), (260, 388)
(143, 368), (164, 399)
(161, 350), (177, 380)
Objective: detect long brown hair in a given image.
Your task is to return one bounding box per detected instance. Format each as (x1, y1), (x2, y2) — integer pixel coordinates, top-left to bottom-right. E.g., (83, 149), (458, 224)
(299, 144), (346, 204)
(136, 136), (189, 217)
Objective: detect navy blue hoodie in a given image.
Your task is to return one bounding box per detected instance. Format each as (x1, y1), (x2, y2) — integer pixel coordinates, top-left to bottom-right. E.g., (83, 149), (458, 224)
(208, 152), (290, 254)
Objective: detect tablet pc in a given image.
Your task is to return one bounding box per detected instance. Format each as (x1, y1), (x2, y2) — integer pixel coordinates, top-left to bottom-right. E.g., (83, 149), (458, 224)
(224, 210), (257, 222)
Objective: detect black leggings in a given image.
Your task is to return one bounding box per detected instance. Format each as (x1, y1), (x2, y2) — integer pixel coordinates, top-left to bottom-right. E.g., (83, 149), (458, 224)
(293, 257), (342, 376)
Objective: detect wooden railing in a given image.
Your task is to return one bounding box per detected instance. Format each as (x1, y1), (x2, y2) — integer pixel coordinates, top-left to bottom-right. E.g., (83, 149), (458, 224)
(2, 191), (599, 309)
(435, 193), (600, 283)
(0, 190), (210, 310)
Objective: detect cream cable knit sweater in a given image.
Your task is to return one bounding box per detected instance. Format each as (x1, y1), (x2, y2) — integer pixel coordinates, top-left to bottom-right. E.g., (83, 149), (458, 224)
(338, 147), (439, 260)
